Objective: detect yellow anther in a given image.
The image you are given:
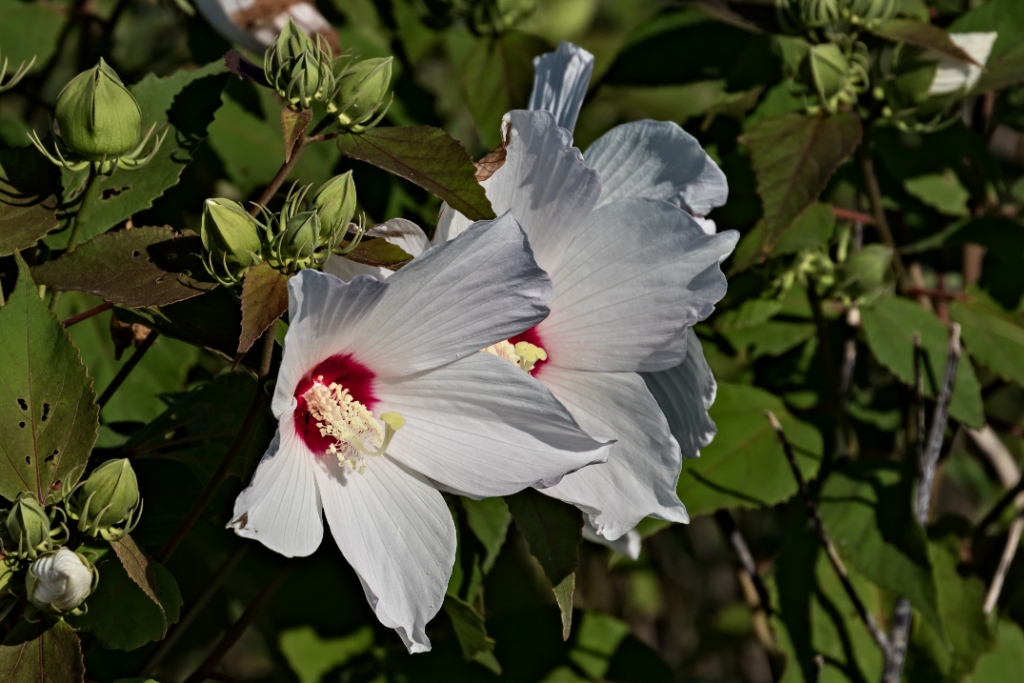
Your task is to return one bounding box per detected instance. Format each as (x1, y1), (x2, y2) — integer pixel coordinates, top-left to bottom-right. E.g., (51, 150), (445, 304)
(380, 412), (405, 431)
(305, 382), (384, 472)
(514, 342), (547, 373)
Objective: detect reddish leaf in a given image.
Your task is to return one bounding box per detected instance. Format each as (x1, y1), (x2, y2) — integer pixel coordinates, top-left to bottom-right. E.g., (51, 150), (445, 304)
(282, 108), (313, 162)
(237, 263), (289, 360)
(0, 620), (84, 683)
(110, 534), (162, 616)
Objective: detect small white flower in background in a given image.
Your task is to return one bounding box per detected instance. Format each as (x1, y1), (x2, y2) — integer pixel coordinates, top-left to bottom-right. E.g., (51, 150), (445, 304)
(231, 215), (610, 652)
(27, 547), (95, 613)
(195, 0), (339, 53)
(928, 32), (998, 96)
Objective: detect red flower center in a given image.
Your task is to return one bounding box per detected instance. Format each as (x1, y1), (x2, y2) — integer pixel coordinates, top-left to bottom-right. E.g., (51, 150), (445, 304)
(293, 354), (377, 455)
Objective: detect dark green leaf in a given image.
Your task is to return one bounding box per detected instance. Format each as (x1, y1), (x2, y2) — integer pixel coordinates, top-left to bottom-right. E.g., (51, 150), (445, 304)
(722, 320), (816, 359)
(69, 554), (181, 650)
(461, 496), (511, 574)
(278, 626), (374, 683)
(461, 31), (550, 149)
(818, 463), (943, 639)
(870, 19), (983, 65)
(0, 620), (84, 683)
(741, 112), (862, 256)
(967, 620), (1024, 682)
(0, 146), (62, 256)
(336, 126), (495, 222)
(904, 171), (970, 217)
(860, 294), (984, 428)
(0, 1), (66, 71)
(110, 534), (162, 614)
(569, 611), (632, 680)
(32, 227), (216, 308)
(114, 287), (242, 362)
(906, 530), (994, 683)
(237, 262), (289, 360)
(950, 292), (1024, 388)
(341, 237), (414, 269)
(0, 255), (97, 502)
(732, 202), (836, 271)
(444, 594), (502, 674)
(677, 383), (822, 517)
(49, 62), (228, 249)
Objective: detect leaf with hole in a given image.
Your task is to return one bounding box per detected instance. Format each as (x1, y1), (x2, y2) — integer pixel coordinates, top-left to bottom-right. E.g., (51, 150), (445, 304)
(0, 255), (97, 503)
(33, 227), (216, 308)
(336, 126), (495, 222)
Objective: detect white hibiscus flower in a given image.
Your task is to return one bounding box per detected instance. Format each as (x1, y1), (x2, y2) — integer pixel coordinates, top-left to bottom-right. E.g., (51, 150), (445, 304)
(231, 214), (610, 652)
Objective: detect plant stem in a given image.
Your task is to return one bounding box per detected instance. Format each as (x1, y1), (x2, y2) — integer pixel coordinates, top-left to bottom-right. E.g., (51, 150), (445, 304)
(714, 510), (773, 617)
(182, 563), (293, 683)
(156, 328), (275, 564)
(249, 135), (308, 215)
(97, 331), (159, 409)
(916, 324), (961, 523)
(61, 300), (113, 327)
(50, 167), (102, 311)
(983, 513), (1024, 615)
(766, 410), (890, 654)
(858, 141), (910, 293)
(137, 544), (249, 676)
(806, 281), (857, 459)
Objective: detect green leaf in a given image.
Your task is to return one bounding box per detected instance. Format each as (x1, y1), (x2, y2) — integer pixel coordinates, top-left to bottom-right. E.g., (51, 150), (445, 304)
(336, 126), (495, 222)
(904, 171), (970, 217)
(870, 19), (984, 65)
(906, 530), (995, 683)
(677, 383), (822, 517)
(505, 489), (583, 638)
(0, 0), (67, 71)
(461, 496), (511, 574)
(341, 237), (414, 269)
(279, 625), (374, 683)
(49, 62), (228, 249)
(0, 255), (97, 502)
(0, 146), (62, 256)
(237, 263), (289, 360)
(69, 554), (181, 651)
(568, 612), (631, 680)
(950, 292), (1024, 388)
(952, 0), (1024, 92)
(817, 463), (943, 640)
(741, 112), (862, 256)
(860, 295), (985, 428)
(444, 594), (502, 674)
(460, 31), (550, 149)
(967, 620), (1024, 682)
(732, 203), (836, 271)
(722, 320), (816, 359)
(32, 227), (216, 308)
(0, 620), (84, 683)
(110, 534), (162, 615)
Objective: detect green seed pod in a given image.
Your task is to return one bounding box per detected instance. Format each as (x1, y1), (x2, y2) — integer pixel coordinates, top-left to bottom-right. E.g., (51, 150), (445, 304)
(311, 171), (357, 237)
(329, 57), (393, 131)
(5, 492), (53, 558)
(265, 19), (333, 109)
(201, 198), (264, 282)
(27, 548), (95, 614)
(73, 458), (140, 534)
(280, 211), (323, 265)
(55, 59), (142, 161)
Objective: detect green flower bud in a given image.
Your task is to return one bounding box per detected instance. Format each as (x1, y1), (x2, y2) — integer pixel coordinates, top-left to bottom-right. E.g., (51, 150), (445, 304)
(4, 493), (53, 558)
(265, 19), (334, 109)
(27, 548), (95, 614)
(847, 0), (897, 26)
(72, 458), (140, 538)
(55, 59), (142, 161)
(809, 43), (852, 113)
(280, 211), (322, 265)
(777, 0), (840, 32)
(311, 171), (357, 237)
(329, 57), (393, 132)
(201, 198), (264, 284)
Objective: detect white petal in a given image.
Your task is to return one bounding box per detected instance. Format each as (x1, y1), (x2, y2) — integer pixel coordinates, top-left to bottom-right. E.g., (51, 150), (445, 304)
(929, 32), (998, 95)
(538, 367), (689, 541)
(641, 328), (718, 459)
(323, 218), (431, 282)
(228, 424), (324, 558)
(584, 120), (728, 218)
(273, 271), (388, 418)
(528, 42), (595, 135)
(351, 213), (552, 376)
(583, 522), (641, 560)
(539, 198), (738, 372)
(313, 454), (455, 653)
(480, 110), (602, 272)
(195, 0), (268, 52)
(376, 352), (611, 498)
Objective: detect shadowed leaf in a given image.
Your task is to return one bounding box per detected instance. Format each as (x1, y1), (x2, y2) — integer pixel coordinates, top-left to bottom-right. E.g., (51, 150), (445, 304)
(341, 238), (413, 269)
(0, 146), (62, 256)
(237, 263), (289, 359)
(870, 19), (983, 65)
(0, 620), (84, 683)
(444, 594), (502, 674)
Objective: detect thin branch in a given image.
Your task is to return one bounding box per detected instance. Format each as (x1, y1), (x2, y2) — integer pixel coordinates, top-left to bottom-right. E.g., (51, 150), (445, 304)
(714, 510), (773, 617)
(977, 476), (1024, 537)
(766, 410), (890, 654)
(830, 206), (875, 226)
(156, 328), (275, 563)
(249, 135), (308, 215)
(97, 331), (159, 409)
(61, 300), (113, 327)
(859, 140), (910, 292)
(807, 281), (857, 459)
(182, 563), (293, 683)
(983, 513), (1024, 615)
(138, 544), (249, 676)
(916, 323), (961, 524)
(882, 598), (913, 683)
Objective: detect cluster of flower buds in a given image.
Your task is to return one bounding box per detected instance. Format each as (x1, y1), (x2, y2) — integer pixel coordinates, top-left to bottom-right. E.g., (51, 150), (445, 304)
(28, 59), (165, 174)
(777, 0), (897, 35)
(264, 19), (335, 110)
(201, 171), (362, 284)
(0, 459), (142, 618)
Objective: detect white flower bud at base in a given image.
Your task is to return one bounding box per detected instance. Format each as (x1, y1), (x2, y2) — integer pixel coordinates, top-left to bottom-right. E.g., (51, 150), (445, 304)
(27, 548), (95, 613)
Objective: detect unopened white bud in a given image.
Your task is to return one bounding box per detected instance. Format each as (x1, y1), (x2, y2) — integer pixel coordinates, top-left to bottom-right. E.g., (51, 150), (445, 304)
(27, 547), (94, 613)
